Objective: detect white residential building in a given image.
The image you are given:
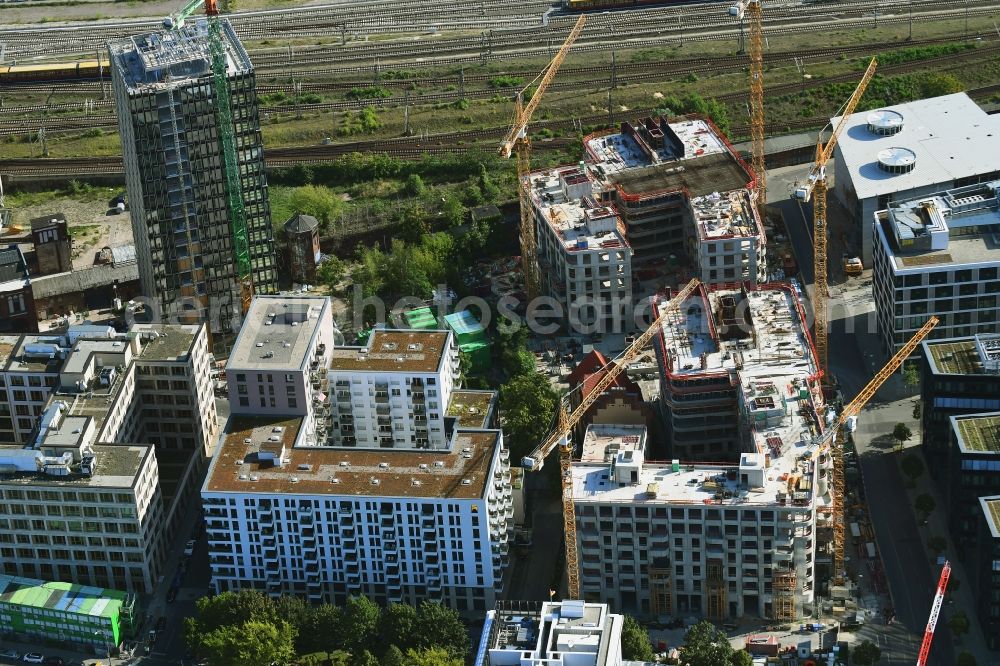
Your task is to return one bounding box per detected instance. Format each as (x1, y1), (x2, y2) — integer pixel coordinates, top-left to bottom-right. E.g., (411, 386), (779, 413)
(528, 165), (634, 332)
(0, 335), (63, 444)
(0, 407), (166, 593)
(832, 93), (1000, 263)
(872, 178), (1000, 358)
(204, 297), (515, 613)
(328, 328), (459, 450)
(201, 415), (513, 612)
(226, 296), (335, 445)
(476, 600), (624, 666)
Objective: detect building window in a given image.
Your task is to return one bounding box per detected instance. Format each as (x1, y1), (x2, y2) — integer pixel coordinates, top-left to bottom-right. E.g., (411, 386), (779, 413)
(6, 294), (25, 315)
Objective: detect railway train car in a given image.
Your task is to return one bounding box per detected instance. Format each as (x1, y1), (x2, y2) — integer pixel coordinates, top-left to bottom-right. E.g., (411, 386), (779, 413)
(564, 0), (698, 10)
(0, 59), (109, 84)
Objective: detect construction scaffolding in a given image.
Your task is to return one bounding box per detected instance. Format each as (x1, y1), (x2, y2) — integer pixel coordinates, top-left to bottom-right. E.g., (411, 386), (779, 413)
(772, 566), (797, 620)
(649, 559), (673, 617)
(706, 559), (727, 621)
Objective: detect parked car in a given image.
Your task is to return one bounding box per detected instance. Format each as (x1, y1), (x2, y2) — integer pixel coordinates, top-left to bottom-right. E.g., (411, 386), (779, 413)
(42, 657), (64, 666)
(0, 650), (19, 659)
(183, 539), (196, 557)
(21, 655), (44, 664)
(166, 587), (178, 603)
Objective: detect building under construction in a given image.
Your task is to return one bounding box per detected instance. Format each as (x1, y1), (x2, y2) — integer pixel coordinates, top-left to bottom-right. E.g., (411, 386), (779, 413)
(583, 116), (765, 283)
(109, 22), (277, 354)
(524, 116), (766, 331)
(571, 283), (829, 619)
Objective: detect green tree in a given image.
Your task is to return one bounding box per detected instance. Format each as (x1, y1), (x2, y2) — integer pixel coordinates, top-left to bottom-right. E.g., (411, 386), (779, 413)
(620, 615), (654, 662)
(957, 650), (978, 666)
(915, 493), (936, 517)
(918, 72), (964, 97)
(412, 601), (469, 660)
(318, 256), (346, 291)
(405, 647), (464, 666)
(949, 609), (970, 637)
(500, 371), (559, 461)
(199, 620), (296, 666)
(379, 602), (417, 652)
(478, 165), (501, 202)
(288, 184), (343, 228)
(404, 174), (427, 198)
(502, 347), (536, 378)
(912, 401), (922, 420)
(679, 620), (738, 666)
(442, 194), (466, 227)
(299, 604), (342, 655)
(381, 645), (407, 666)
(359, 106), (381, 133)
(852, 640), (882, 665)
(731, 651), (753, 666)
(274, 595), (308, 636)
(185, 590), (277, 650)
(903, 363), (920, 390)
(927, 535), (947, 555)
(463, 184), (485, 207)
(339, 596), (381, 656)
(399, 205), (431, 243)
(900, 453), (924, 484)
(352, 649), (380, 666)
(892, 422), (912, 449)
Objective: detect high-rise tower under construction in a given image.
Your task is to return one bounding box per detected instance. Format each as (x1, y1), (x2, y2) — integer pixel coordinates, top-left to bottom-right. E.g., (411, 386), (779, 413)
(109, 21), (277, 354)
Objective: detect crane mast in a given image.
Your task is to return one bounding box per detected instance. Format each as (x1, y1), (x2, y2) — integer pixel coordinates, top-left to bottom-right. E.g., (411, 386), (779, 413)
(523, 278), (700, 599)
(205, 0), (254, 315)
(728, 0), (765, 219)
(163, 0), (254, 317)
(916, 561), (951, 666)
(499, 16), (585, 301)
(794, 57), (877, 377)
(807, 315), (937, 584)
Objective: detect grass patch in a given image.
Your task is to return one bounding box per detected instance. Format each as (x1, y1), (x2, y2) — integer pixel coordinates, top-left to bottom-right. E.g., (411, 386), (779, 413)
(489, 75), (525, 88)
(67, 224), (100, 239)
(345, 86), (392, 101)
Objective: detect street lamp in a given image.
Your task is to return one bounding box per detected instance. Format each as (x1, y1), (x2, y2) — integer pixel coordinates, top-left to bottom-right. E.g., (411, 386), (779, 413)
(94, 629), (112, 666)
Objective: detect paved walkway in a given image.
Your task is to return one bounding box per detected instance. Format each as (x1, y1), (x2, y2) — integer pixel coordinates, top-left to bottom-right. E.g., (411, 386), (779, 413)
(833, 294), (999, 665)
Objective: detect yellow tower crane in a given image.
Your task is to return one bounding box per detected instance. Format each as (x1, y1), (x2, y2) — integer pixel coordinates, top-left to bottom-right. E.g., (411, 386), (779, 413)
(523, 278), (701, 599)
(728, 0), (766, 219)
(794, 57), (877, 377)
(808, 316), (937, 586)
(499, 16), (585, 301)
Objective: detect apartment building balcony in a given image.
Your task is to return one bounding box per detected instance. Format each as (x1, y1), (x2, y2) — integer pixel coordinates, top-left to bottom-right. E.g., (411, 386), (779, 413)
(375, 392), (389, 403)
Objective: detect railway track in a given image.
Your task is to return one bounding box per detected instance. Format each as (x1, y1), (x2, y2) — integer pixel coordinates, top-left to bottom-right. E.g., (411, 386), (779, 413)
(3, 81), (998, 177)
(1, 38), (995, 134)
(1, 0), (996, 66)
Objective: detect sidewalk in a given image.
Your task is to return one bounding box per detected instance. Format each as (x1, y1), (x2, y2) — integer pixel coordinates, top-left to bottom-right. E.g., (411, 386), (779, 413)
(899, 444), (998, 665)
(0, 637), (122, 666)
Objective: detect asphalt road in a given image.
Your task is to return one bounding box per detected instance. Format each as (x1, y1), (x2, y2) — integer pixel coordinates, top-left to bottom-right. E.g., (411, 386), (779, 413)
(506, 471), (561, 601)
(775, 173), (950, 666)
(856, 452), (952, 665)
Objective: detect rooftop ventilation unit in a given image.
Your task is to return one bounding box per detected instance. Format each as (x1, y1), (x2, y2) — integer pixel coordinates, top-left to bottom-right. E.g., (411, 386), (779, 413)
(461, 479), (472, 486)
(877, 147), (917, 175)
(434, 461), (445, 468)
(379, 462), (390, 469)
(330, 477), (341, 484)
(290, 476), (299, 483)
(867, 109), (904, 136)
(339, 461), (350, 467)
(370, 477), (380, 485)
